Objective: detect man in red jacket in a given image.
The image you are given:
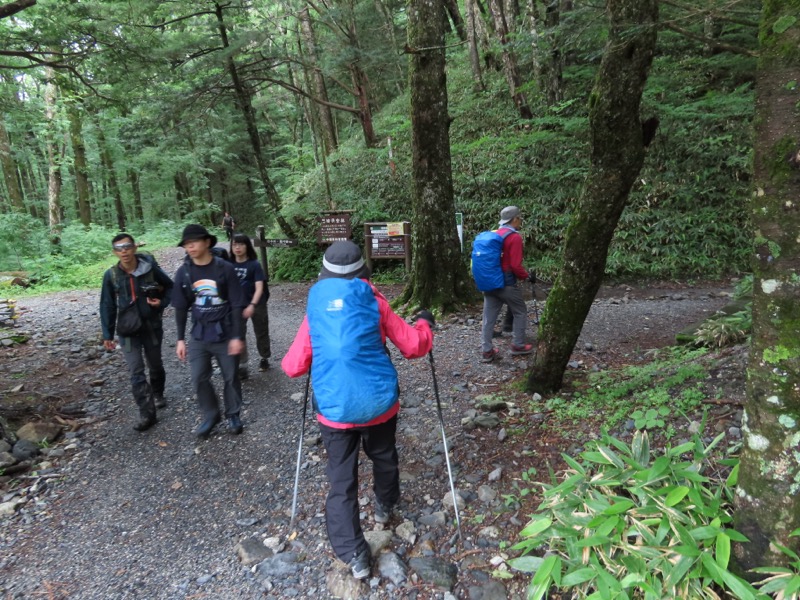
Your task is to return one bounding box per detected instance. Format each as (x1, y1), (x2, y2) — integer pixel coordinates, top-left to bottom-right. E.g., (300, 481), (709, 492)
(480, 206), (534, 362)
(282, 241), (433, 580)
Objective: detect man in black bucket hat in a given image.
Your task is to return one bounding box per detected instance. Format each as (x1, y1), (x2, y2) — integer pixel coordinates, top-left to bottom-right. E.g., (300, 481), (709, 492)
(172, 224), (248, 438)
(282, 240), (435, 580)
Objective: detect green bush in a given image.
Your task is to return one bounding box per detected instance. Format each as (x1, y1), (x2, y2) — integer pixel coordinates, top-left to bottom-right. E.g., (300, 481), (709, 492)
(509, 430), (761, 599)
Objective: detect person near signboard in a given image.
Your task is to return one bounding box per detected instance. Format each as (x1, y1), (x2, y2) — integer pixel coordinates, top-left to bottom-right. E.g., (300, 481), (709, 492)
(229, 232), (271, 376)
(281, 240), (434, 580)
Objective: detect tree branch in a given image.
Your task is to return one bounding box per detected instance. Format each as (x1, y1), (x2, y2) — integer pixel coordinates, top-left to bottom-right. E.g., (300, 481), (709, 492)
(663, 22), (758, 57)
(251, 75), (361, 115)
(0, 0), (36, 20)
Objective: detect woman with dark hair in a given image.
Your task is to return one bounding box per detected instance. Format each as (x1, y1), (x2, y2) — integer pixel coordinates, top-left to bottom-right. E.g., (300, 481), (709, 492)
(230, 233), (271, 378)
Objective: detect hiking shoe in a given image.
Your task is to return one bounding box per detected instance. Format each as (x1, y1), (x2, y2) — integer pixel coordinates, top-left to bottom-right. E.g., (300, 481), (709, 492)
(152, 393), (167, 409)
(227, 414), (243, 435)
(259, 358), (270, 371)
(195, 414), (221, 438)
(510, 343), (534, 356)
(481, 348), (499, 363)
(133, 415), (156, 432)
(374, 501), (393, 524)
(348, 548), (371, 580)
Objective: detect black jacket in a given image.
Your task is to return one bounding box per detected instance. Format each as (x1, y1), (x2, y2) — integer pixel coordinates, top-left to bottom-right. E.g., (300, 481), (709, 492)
(99, 254), (174, 340)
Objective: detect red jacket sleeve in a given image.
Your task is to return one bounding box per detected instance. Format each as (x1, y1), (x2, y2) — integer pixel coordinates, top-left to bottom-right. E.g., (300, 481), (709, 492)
(373, 286), (433, 358)
(500, 230), (529, 281)
(281, 316), (312, 377)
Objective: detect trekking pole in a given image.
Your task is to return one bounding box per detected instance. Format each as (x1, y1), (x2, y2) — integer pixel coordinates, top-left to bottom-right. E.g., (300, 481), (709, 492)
(530, 280), (541, 325)
(428, 350), (462, 541)
(289, 374), (311, 536)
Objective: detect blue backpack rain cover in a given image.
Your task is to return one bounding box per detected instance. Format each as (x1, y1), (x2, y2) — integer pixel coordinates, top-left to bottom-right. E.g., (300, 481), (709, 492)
(307, 277), (398, 424)
(471, 229), (513, 292)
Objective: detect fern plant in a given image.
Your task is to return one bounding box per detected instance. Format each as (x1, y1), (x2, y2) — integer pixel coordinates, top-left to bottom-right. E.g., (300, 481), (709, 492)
(508, 431), (763, 599)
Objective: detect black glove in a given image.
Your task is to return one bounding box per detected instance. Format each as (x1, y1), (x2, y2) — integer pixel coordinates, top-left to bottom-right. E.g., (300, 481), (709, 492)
(416, 309), (435, 328)
(527, 271), (536, 284)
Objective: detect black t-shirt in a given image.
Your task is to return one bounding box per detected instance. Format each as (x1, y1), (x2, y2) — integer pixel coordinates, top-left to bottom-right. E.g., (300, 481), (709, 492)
(232, 259), (267, 304)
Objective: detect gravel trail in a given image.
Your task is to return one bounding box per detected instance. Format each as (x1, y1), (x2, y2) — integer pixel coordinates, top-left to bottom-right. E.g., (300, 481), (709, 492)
(0, 247), (736, 599)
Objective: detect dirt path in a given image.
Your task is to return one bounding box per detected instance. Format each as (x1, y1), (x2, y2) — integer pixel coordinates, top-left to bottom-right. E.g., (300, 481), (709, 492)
(0, 255), (739, 599)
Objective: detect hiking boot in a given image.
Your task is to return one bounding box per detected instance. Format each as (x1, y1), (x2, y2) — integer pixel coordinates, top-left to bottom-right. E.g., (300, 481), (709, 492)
(195, 414), (221, 438)
(258, 358), (270, 371)
(347, 548), (371, 580)
(510, 343), (534, 356)
(227, 414), (243, 435)
(238, 367), (249, 381)
(481, 348), (499, 363)
(374, 501), (393, 524)
(133, 415), (156, 432)
(152, 393), (167, 409)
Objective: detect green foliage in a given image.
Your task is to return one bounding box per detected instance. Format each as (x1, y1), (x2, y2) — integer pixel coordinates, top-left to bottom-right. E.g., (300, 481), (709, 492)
(540, 347), (709, 431)
(752, 530), (800, 599)
(0, 214), (50, 272)
(694, 310), (752, 348)
(508, 430), (761, 599)
(630, 406), (671, 430)
(10, 221), (185, 294)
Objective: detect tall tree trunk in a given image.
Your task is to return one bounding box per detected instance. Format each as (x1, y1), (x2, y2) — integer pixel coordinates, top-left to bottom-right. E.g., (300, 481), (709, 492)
(397, 0), (472, 313)
(734, 0), (800, 571)
(465, 0), (485, 88)
(214, 2), (295, 238)
(95, 120), (126, 231)
(128, 169), (143, 222)
(530, 0), (564, 105)
(487, 0), (533, 119)
(527, 0), (658, 393)
(374, 0), (405, 92)
(0, 113), (24, 211)
(66, 103), (91, 227)
(174, 171), (191, 219)
(299, 7), (338, 155)
(442, 0), (467, 40)
(43, 68), (62, 247)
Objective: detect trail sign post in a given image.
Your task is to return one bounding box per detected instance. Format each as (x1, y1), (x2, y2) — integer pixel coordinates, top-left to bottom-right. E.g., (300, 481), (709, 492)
(318, 212), (352, 244)
(364, 221), (411, 272)
(253, 226), (298, 279)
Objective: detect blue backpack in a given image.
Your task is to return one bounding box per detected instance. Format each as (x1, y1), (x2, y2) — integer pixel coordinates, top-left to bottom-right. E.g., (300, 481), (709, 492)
(471, 229), (514, 292)
(307, 278), (398, 424)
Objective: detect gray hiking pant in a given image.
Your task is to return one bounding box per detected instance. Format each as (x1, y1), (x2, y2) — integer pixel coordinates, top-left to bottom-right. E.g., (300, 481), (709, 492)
(481, 284), (527, 352)
(188, 340), (242, 420)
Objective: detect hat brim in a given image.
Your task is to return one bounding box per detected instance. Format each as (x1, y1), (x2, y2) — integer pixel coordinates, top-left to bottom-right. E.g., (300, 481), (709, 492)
(318, 264), (371, 281)
(178, 234), (218, 248)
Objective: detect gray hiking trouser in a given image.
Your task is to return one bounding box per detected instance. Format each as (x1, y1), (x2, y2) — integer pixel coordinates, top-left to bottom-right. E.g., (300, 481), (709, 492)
(481, 284), (527, 352)
(121, 326), (164, 419)
(188, 339), (242, 420)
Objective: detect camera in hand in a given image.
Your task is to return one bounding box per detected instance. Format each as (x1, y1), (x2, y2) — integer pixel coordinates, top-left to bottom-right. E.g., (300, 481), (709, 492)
(140, 283), (164, 299)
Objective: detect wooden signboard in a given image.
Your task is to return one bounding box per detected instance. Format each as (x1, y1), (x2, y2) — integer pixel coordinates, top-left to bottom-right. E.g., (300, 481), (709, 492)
(318, 213), (352, 244)
(364, 221), (411, 271)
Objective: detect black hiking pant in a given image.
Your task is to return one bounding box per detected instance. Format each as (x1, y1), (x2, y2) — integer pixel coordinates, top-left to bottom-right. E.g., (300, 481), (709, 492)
(319, 414), (400, 563)
(121, 325), (165, 419)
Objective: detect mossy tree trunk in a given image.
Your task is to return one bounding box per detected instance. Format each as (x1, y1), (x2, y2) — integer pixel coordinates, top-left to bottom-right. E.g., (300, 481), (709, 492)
(397, 0), (472, 314)
(733, 0), (800, 572)
(527, 0), (658, 393)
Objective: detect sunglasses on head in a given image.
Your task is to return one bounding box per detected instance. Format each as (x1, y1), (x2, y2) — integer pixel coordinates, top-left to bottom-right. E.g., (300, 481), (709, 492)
(113, 242), (135, 251)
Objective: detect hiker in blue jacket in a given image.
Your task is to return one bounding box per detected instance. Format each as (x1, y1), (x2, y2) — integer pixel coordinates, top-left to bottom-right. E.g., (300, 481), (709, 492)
(100, 233), (174, 432)
(172, 224), (248, 438)
(480, 206), (535, 362)
(282, 241), (434, 580)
